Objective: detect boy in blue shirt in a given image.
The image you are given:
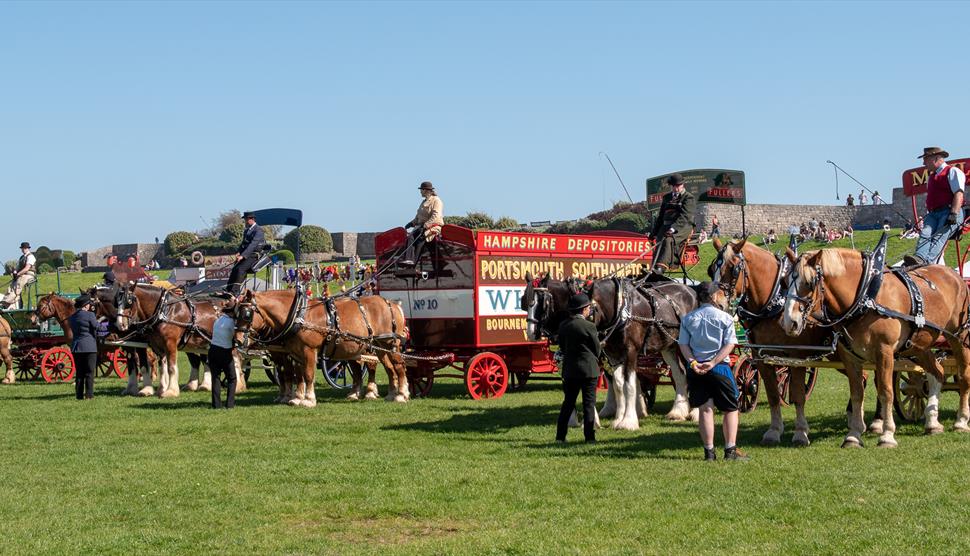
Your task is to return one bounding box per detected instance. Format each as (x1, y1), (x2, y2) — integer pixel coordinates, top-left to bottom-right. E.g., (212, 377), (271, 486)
(678, 282), (749, 461)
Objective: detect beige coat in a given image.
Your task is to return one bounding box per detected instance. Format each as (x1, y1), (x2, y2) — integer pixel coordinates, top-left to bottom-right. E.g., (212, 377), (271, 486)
(413, 195), (444, 240)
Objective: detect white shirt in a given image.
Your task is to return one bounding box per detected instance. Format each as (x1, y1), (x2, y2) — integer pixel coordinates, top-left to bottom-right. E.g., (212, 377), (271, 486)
(17, 252), (36, 273)
(211, 314), (236, 349)
(937, 165), (967, 194)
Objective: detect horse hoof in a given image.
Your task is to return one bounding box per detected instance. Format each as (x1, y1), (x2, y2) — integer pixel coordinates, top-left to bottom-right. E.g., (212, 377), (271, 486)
(301, 399), (317, 408)
(924, 426), (945, 436)
(791, 435), (811, 448)
(287, 398), (304, 407)
(877, 439), (898, 448)
(841, 438), (863, 449)
(138, 388), (155, 397)
(953, 422), (970, 432)
(364, 392), (379, 400)
(393, 394), (408, 403)
(612, 419), (639, 431)
(663, 413), (686, 422)
(159, 390), (179, 399)
(868, 424), (884, 435)
(760, 436), (781, 447)
(346, 393), (360, 401)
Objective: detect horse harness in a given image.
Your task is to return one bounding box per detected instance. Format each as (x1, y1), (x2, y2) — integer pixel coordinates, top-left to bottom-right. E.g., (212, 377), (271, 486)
(593, 278), (686, 349)
(116, 286), (214, 347)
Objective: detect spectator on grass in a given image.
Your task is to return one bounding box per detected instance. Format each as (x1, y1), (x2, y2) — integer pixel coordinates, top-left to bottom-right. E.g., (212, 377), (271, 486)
(765, 229), (777, 244)
(555, 293), (600, 444)
(208, 305), (238, 409)
(678, 282), (748, 461)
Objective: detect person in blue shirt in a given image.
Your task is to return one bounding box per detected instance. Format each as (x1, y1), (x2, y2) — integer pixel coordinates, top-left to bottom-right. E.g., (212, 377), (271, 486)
(208, 307), (238, 408)
(68, 294), (100, 400)
(678, 282), (748, 461)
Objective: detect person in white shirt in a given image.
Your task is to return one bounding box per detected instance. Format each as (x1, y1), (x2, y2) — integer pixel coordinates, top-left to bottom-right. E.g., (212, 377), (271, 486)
(872, 191), (883, 205)
(208, 308), (238, 408)
(859, 190), (868, 205)
(2, 242), (37, 309)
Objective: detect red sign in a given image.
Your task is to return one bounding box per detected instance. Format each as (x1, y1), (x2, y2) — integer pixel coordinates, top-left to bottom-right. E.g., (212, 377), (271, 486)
(476, 230), (651, 258)
(902, 158), (970, 197)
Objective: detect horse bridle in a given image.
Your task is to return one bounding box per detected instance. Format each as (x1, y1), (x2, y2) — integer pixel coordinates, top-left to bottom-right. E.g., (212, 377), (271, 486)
(785, 259), (828, 326)
(524, 286), (556, 341)
(711, 246), (749, 303)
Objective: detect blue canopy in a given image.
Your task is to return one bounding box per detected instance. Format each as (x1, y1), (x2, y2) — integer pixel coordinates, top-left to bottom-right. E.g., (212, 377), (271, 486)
(252, 208), (303, 262)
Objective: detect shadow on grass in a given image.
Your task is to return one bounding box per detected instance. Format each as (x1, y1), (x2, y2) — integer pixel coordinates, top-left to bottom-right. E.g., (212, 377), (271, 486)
(383, 403), (559, 434)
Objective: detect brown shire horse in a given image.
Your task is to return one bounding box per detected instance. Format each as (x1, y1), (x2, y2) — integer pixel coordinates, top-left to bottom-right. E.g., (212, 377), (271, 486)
(783, 248), (970, 447)
(0, 315), (13, 384)
(95, 283), (235, 398)
(33, 293), (158, 395)
(710, 238), (844, 446)
(523, 273), (699, 430)
(233, 289), (408, 407)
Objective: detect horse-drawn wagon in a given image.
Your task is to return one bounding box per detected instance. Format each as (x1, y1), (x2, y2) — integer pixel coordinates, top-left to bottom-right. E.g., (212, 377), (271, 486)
(374, 224), (754, 407)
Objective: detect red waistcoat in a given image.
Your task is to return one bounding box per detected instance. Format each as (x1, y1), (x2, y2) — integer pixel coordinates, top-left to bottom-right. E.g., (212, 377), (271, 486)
(926, 165), (955, 212)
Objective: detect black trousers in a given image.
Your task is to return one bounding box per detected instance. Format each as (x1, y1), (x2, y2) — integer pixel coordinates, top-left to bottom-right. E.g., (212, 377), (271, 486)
(227, 255), (258, 295)
(74, 352), (97, 400)
(208, 345), (237, 408)
(556, 375), (598, 442)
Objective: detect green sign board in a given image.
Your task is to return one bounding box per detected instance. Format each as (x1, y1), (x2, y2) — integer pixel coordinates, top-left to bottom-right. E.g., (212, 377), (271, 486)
(646, 169), (746, 211)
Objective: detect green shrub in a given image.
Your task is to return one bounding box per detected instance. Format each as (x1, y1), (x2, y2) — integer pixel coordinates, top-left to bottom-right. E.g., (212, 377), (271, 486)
(37, 262), (54, 274)
(284, 225), (333, 256)
(494, 216), (519, 230)
(271, 249), (295, 265)
(219, 222), (245, 244)
(165, 231), (197, 255)
(607, 212), (648, 233)
(33, 246), (52, 265)
(59, 250), (76, 268)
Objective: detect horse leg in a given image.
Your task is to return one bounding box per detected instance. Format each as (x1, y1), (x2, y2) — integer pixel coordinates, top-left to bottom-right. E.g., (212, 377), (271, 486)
(389, 352), (409, 403)
(610, 364), (628, 429)
(300, 348), (317, 408)
(139, 353), (158, 397)
(346, 362), (362, 401)
(635, 377), (648, 418)
(598, 373), (617, 419)
(233, 351), (247, 394)
(757, 363), (784, 446)
(185, 353), (200, 391)
(842, 359), (866, 448)
(951, 340), (970, 431)
(918, 356), (945, 436)
(872, 347), (902, 447)
(790, 367), (810, 447)
(614, 347), (641, 430)
(661, 348), (693, 421)
(364, 362), (380, 400)
(159, 347), (180, 398)
(288, 362), (306, 407)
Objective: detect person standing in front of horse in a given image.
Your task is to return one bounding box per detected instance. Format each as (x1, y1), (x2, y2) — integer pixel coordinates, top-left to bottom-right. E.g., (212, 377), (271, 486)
(907, 147), (966, 266)
(208, 306), (238, 408)
(1, 242), (36, 310)
(555, 293), (601, 444)
(400, 181), (444, 267)
(678, 282), (748, 461)
(648, 174), (695, 275)
(68, 294), (99, 400)
(227, 211), (266, 296)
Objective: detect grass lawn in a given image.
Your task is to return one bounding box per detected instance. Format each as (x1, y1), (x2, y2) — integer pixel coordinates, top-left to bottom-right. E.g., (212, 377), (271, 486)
(1, 366), (970, 555)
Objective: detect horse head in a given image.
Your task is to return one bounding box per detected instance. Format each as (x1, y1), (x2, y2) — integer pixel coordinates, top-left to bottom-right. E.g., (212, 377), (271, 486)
(709, 237), (750, 301)
(31, 293), (63, 325)
(113, 282), (140, 331)
(782, 248), (845, 336)
(233, 290), (259, 349)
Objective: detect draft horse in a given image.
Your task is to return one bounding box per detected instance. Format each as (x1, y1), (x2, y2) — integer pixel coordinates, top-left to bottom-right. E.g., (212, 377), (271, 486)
(783, 247), (970, 447)
(522, 273), (698, 430)
(0, 315), (12, 384)
(233, 288), (408, 407)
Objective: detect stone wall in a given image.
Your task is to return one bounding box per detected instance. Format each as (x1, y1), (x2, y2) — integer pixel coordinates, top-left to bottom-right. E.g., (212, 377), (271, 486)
(331, 232), (377, 259)
(79, 243), (166, 268)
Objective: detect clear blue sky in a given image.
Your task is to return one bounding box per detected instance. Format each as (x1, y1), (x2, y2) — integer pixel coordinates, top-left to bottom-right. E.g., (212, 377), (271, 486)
(2, 0), (968, 252)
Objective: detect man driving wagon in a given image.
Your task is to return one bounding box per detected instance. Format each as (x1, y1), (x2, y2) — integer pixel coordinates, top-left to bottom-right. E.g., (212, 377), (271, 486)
(648, 174), (696, 275)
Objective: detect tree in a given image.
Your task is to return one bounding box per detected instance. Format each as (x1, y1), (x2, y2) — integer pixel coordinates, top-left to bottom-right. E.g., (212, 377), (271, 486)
(219, 222), (245, 244)
(165, 231), (198, 255)
(494, 216), (519, 229)
(271, 249), (295, 265)
(607, 212), (648, 233)
(283, 225), (333, 257)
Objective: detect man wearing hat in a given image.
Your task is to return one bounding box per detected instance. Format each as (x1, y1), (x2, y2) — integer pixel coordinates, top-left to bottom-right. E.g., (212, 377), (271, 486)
(226, 211), (266, 296)
(555, 292), (601, 444)
(68, 294), (100, 400)
(907, 147), (966, 266)
(1, 242), (37, 310)
(648, 174), (696, 274)
(678, 282), (747, 461)
(401, 181), (444, 267)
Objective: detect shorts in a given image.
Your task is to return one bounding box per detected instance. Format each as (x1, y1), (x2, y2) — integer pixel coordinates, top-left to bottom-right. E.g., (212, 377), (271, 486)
(687, 363), (739, 412)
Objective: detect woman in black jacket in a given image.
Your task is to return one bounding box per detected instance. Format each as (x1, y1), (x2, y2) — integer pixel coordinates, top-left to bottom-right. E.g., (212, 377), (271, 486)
(68, 294), (99, 400)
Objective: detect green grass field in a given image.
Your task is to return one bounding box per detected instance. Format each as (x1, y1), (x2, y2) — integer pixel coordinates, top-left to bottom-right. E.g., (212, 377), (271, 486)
(3, 229), (970, 554)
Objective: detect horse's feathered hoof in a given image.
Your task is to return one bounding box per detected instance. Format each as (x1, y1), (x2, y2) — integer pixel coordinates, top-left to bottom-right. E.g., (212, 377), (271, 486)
(287, 398), (303, 407)
(612, 418), (639, 431)
(841, 437), (864, 449)
(760, 435), (781, 447)
(877, 439), (898, 448)
(924, 425), (945, 436)
(953, 422), (970, 432)
(301, 399), (317, 408)
(791, 434), (811, 448)
(868, 420), (884, 435)
(364, 391), (379, 400)
(138, 387), (155, 397)
(159, 389), (179, 399)
(185, 381), (199, 392)
(393, 394), (408, 403)
(346, 392), (360, 401)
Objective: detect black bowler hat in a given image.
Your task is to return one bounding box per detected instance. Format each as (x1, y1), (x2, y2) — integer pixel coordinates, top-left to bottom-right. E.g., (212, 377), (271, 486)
(20, 242), (30, 249)
(419, 181), (435, 191)
(74, 294), (92, 309)
(666, 174), (685, 186)
(242, 211), (257, 219)
(568, 293), (591, 313)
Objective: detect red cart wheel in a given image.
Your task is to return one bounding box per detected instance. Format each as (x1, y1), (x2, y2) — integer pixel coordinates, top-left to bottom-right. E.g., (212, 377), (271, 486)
(98, 352), (114, 377)
(464, 352), (509, 400)
(112, 349), (129, 379)
(734, 355), (759, 413)
(40, 347), (76, 383)
(408, 373), (434, 398)
(775, 366), (818, 406)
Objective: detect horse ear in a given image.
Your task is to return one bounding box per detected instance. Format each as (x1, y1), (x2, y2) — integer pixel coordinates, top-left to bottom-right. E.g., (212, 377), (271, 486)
(525, 271), (533, 283)
(712, 237), (723, 250)
(785, 247), (798, 262)
(736, 237), (747, 250)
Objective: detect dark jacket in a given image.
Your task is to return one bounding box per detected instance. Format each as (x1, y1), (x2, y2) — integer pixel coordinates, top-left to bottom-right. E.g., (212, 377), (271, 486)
(557, 315), (601, 379)
(68, 310), (100, 353)
(650, 190), (696, 239)
(238, 224), (266, 259)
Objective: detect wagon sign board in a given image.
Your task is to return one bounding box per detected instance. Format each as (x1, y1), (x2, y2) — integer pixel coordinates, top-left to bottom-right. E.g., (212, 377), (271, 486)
(646, 168), (746, 211)
(901, 158), (970, 197)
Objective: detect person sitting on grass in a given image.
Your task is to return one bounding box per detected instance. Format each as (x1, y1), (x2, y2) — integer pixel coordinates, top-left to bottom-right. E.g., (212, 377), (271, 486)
(678, 282), (749, 461)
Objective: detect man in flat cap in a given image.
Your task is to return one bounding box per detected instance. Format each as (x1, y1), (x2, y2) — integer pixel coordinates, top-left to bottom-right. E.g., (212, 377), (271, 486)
(226, 211), (266, 295)
(906, 147), (966, 266)
(1, 242), (37, 309)
(648, 174), (696, 274)
(401, 181), (444, 267)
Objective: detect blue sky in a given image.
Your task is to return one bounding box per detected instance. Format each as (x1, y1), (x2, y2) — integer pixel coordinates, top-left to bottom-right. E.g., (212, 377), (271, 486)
(2, 0), (968, 252)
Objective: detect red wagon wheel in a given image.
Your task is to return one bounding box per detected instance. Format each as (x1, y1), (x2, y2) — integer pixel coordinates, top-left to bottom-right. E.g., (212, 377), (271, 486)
(112, 349), (129, 379)
(775, 366), (818, 406)
(408, 373), (434, 398)
(733, 355), (759, 413)
(40, 347), (76, 383)
(464, 352), (509, 400)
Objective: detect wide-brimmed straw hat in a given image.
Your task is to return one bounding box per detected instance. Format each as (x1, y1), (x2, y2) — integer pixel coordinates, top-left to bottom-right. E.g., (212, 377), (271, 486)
(918, 146), (949, 159)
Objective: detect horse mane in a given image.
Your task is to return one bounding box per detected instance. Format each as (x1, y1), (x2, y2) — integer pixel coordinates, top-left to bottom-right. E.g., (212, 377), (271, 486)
(796, 249), (847, 283)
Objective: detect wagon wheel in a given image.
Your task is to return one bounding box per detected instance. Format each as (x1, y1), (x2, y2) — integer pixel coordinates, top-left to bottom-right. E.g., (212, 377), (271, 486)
(112, 349), (129, 379)
(774, 367), (818, 406)
(408, 373), (434, 398)
(638, 376), (657, 411)
(464, 352), (509, 400)
(40, 347), (76, 383)
(263, 357), (280, 386)
(733, 355), (759, 413)
(320, 357), (353, 390)
(98, 353), (115, 378)
(893, 371), (928, 423)
(15, 357), (40, 381)
(508, 371), (530, 392)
